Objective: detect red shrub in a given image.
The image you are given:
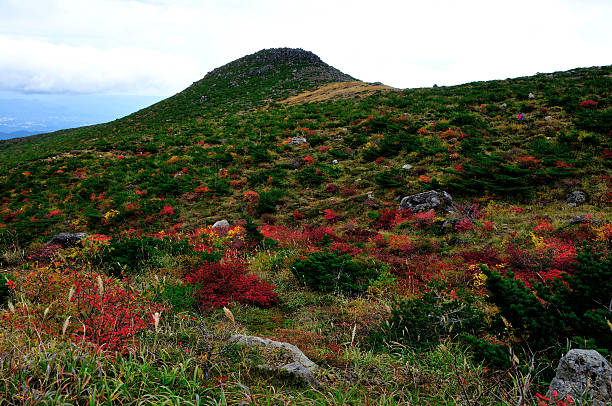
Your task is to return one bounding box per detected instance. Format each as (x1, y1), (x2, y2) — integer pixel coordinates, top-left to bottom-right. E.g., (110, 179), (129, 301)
(455, 219), (475, 232)
(329, 241), (364, 256)
(340, 186), (356, 196)
(303, 225), (337, 243)
(71, 276), (163, 354)
(184, 259), (277, 309)
(579, 99), (598, 108)
(302, 156), (315, 165)
(160, 205), (175, 216)
(324, 184), (338, 193)
(324, 209), (339, 223)
(375, 208), (411, 230)
(459, 248), (503, 267)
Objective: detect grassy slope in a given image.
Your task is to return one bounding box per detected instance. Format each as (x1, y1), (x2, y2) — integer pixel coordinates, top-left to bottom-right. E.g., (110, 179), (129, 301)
(0, 49), (611, 404)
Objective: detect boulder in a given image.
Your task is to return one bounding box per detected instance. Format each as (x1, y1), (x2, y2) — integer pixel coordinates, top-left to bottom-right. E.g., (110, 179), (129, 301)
(567, 191), (588, 207)
(399, 190), (456, 213)
(44, 233), (88, 249)
(547, 349), (612, 405)
(567, 214), (602, 226)
(212, 219), (230, 230)
(230, 334), (320, 387)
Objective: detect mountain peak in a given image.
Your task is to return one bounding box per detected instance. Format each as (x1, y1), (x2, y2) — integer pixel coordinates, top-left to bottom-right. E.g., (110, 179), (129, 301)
(244, 47), (323, 65)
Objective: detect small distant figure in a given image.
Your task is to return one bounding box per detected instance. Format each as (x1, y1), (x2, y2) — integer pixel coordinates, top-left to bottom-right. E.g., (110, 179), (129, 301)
(518, 113), (524, 121)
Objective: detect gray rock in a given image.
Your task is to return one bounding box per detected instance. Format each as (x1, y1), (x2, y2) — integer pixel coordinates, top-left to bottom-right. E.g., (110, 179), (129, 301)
(567, 214), (603, 226)
(402, 164), (413, 170)
(288, 136), (307, 146)
(400, 190), (456, 213)
(212, 219), (230, 230)
(44, 233), (88, 249)
(547, 349), (612, 405)
(500, 103), (507, 111)
(567, 191), (588, 207)
(545, 116), (553, 121)
(332, 159), (339, 165)
(230, 334), (319, 387)
(528, 92), (535, 99)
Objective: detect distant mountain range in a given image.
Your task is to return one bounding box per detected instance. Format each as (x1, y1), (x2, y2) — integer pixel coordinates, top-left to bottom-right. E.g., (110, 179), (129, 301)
(0, 93), (163, 139)
(0, 130), (40, 140)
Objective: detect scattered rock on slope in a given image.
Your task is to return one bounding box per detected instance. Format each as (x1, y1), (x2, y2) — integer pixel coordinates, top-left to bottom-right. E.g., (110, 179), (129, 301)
(566, 190), (588, 207)
(567, 214), (602, 225)
(44, 233), (88, 249)
(399, 190), (456, 213)
(212, 219), (230, 230)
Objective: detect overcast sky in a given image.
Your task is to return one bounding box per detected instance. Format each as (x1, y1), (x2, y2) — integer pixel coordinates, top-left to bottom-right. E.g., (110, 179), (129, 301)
(1, 0), (611, 97)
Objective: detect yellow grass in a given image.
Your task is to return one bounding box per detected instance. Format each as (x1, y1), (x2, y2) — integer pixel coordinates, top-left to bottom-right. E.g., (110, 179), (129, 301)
(282, 81), (395, 105)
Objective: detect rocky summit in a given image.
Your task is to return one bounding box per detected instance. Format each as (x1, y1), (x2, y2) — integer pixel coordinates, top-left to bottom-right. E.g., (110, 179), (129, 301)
(0, 49), (610, 405)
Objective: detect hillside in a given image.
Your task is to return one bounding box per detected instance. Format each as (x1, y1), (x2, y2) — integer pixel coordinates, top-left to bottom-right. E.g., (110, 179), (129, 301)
(0, 49), (611, 405)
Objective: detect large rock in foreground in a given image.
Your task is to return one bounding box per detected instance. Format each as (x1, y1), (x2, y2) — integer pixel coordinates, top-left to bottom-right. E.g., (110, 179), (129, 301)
(547, 349), (612, 405)
(399, 190), (456, 213)
(230, 334), (320, 387)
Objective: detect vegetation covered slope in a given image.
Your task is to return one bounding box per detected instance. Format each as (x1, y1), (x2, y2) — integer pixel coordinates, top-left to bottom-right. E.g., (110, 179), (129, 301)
(0, 49), (610, 405)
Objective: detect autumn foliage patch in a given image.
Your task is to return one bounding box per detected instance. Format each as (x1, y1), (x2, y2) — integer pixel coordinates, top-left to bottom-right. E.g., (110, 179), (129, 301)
(184, 259), (277, 309)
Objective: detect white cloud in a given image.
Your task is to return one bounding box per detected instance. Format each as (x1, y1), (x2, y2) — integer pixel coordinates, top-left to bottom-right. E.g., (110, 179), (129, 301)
(0, 36), (201, 95)
(0, 0), (610, 95)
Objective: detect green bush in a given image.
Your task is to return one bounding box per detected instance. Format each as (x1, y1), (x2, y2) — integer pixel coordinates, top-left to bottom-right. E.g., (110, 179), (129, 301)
(156, 282), (197, 311)
(290, 252), (379, 294)
(483, 248), (612, 354)
(294, 166), (324, 186)
(375, 170), (403, 189)
(369, 278), (487, 350)
(256, 189), (285, 214)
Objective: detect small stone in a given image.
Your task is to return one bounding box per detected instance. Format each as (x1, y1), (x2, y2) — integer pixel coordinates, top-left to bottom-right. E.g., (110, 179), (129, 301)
(288, 136), (307, 146)
(500, 103), (507, 111)
(545, 116), (553, 121)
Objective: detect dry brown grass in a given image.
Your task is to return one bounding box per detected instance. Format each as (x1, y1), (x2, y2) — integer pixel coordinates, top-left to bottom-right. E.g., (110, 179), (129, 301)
(282, 81), (395, 105)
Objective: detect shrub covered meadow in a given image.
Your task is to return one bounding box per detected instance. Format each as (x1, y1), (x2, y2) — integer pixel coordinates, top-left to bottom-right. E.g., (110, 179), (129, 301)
(0, 50), (610, 404)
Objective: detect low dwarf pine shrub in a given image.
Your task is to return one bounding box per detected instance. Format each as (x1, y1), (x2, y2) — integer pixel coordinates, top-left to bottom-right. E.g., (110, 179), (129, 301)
(184, 259), (277, 309)
(483, 248), (612, 354)
(290, 251), (379, 294)
(369, 278), (487, 351)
